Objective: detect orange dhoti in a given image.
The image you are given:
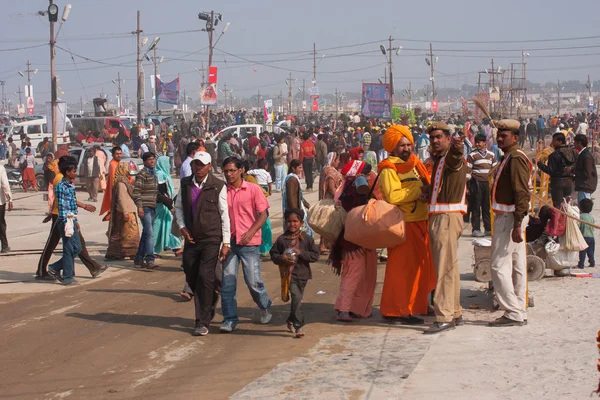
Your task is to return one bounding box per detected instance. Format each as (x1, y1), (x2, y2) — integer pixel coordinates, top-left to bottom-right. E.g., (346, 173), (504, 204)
(380, 220), (436, 317)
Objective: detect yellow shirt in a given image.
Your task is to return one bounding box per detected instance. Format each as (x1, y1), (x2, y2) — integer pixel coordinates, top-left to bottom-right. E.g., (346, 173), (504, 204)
(51, 173), (64, 215)
(378, 155), (428, 222)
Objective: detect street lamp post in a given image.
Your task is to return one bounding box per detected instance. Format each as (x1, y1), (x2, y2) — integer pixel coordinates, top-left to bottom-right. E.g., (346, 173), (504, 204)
(48, 1), (71, 153)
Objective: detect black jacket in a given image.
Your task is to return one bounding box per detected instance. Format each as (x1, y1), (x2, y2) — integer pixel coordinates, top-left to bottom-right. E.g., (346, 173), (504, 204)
(270, 232), (320, 281)
(574, 147), (598, 193)
(537, 146), (576, 181)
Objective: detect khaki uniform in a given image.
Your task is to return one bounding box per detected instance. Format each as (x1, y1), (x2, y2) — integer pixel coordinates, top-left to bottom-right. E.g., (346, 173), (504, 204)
(428, 127), (468, 323)
(490, 128), (532, 322)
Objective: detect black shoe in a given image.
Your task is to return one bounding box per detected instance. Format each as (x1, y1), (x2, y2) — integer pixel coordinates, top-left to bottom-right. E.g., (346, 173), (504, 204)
(424, 321), (455, 334)
(1, 246), (10, 254)
(399, 315), (425, 325)
(454, 316), (465, 326)
(47, 267), (63, 282)
(488, 316), (523, 327)
(35, 274), (55, 281)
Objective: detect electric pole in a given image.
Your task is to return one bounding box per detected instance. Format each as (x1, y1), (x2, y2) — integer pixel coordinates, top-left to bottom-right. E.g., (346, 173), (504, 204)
(388, 35), (394, 106)
(24, 60), (35, 115)
(16, 86), (22, 106)
(49, 0), (57, 152)
(287, 72), (292, 115)
(257, 90), (260, 110)
(335, 88), (339, 117)
(557, 79), (561, 116)
(116, 71), (123, 113)
(153, 46), (159, 112)
(79, 96), (83, 114)
(134, 10), (142, 126)
(224, 83), (228, 109)
(0, 81), (5, 114)
(204, 10), (215, 132)
(302, 78), (306, 111)
(429, 43), (436, 102)
(313, 43), (316, 86)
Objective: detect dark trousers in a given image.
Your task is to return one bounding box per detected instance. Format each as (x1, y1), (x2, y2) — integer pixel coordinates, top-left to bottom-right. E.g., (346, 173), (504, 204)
(183, 241), (221, 327)
(550, 179), (572, 208)
(579, 237), (596, 267)
(287, 277), (307, 330)
(0, 204), (7, 250)
(303, 158), (314, 190)
(470, 179), (491, 232)
(36, 214), (101, 277)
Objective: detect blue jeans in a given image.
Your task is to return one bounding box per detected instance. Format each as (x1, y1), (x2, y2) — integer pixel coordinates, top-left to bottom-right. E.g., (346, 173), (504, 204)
(578, 191), (592, 205)
(579, 237), (596, 267)
(274, 164), (287, 191)
(221, 240), (271, 326)
(49, 220), (82, 283)
(135, 206), (156, 264)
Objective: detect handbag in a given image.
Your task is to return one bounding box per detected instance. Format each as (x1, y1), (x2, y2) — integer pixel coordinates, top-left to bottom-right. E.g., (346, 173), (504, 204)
(307, 198), (347, 242)
(544, 208), (566, 236)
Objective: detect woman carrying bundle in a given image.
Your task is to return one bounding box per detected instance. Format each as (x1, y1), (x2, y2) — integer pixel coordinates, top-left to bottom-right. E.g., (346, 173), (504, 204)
(377, 124), (436, 325)
(332, 160), (378, 322)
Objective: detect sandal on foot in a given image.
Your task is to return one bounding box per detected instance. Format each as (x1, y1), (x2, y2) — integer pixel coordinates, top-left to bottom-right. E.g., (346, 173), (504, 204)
(295, 330), (305, 338)
(179, 292), (193, 301)
(287, 322), (295, 333)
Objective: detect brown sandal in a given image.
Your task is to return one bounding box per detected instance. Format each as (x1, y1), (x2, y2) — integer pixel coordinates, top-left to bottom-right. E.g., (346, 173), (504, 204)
(179, 292), (193, 301)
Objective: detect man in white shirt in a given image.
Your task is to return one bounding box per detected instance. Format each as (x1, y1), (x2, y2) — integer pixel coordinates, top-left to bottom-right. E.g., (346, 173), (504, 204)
(174, 151), (230, 336)
(179, 142), (201, 180)
(0, 163), (14, 253)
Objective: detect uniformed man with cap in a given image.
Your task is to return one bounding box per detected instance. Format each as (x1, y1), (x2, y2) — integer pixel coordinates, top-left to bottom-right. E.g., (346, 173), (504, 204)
(422, 121), (468, 334)
(489, 119), (532, 327)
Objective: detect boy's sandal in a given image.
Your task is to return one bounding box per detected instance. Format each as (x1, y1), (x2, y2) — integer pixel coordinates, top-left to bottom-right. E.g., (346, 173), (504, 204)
(295, 331), (305, 338)
(179, 292), (193, 301)
(287, 322), (295, 333)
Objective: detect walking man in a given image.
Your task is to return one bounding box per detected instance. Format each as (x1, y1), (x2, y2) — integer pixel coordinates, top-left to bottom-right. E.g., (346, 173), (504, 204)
(423, 122), (468, 334)
(466, 134), (496, 237)
(526, 118), (537, 151)
(489, 120), (532, 327)
(47, 156), (99, 285)
(572, 134), (597, 204)
(299, 133), (316, 191)
(175, 151), (230, 336)
(0, 161), (13, 253)
(83, 147), (101, 202)
(132, 152), (159, 269)
(220, 156), (272, 333)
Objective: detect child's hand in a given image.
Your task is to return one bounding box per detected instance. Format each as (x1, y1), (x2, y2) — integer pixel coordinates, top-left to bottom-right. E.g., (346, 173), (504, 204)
(283, 254), (295, 265)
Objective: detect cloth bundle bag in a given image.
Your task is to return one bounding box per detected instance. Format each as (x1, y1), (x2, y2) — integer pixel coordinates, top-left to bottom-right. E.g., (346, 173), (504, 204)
(344, 198), (405, 249)
(307, 199), (347, 242)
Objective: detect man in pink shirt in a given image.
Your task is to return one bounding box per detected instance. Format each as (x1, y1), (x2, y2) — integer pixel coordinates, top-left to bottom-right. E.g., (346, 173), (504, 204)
(220, 156), (272, 333)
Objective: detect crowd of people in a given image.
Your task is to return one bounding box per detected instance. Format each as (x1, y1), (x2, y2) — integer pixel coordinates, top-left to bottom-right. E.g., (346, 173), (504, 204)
(0, 107), (598, 338)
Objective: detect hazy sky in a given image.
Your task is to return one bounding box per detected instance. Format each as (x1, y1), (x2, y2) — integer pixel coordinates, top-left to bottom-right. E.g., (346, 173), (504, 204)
(1, 0), (599, 107)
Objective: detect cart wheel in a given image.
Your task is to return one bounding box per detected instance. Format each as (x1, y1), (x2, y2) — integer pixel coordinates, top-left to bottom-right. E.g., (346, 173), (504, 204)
(474, 259), (492, 283)
(527, 255), (545, 281)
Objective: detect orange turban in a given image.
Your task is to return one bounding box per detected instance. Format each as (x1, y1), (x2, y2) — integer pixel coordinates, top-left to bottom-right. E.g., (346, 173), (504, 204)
(382, 124), (413, 152)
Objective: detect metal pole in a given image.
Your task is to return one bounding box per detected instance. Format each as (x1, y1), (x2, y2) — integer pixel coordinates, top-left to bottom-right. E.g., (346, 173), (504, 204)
(26, 60), (32, 116)
(204, 10), (214, 132)
(288, 72), (292, 115)
(557, 79), (560, 116)
(117, 71), (123, 113)
(136, 10), (142, 126)
(313, 43), (316, 84)
(429, 43), (435, 102)
(389, 35), (394, 106)
(0, 81), (5, 113)
(49, 0), (57, 152)
(153, 46), (159, 112)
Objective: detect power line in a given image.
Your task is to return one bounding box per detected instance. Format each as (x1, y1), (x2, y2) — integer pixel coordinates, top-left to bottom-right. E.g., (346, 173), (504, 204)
(0, 43), (47, 52)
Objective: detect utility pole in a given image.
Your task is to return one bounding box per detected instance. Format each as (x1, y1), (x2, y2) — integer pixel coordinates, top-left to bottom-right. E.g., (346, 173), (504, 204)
(224, 83), (228, 109)
(279, 90), (283, 113)
(134, 10), (142, 126)
(384, 67), (387, 84)
(182, 88), (186, 111)
(24, 60), (35, 115)
(287, 72), (292, 115)
(0, 81), (5, 113)
(313, 42), (316, 86)
(204, 10), (215, 132)
(557, 79), (561, 116)
(408, 81), (413, 108)
(16, 86), (22, 106)
(49, 0), (57, 152)
(388, 35), (394, 106)
(116, 71), (123, 113)
(153, 46), (159, 112)
(257, 89), (260, 110)
(335, 87), (339, 117)
(429, 43), (436, 102)
(79, 96), (83, 114)
(302, 78), (306, 110)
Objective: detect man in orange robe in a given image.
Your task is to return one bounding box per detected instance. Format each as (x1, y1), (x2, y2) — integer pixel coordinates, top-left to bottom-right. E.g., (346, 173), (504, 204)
(100, 147), (123, 221)
(377, 125), (436, 324)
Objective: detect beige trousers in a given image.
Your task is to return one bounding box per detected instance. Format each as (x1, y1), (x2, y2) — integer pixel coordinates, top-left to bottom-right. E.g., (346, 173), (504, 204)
(490, 213), (528, 322)
(429, 213), (464, 323)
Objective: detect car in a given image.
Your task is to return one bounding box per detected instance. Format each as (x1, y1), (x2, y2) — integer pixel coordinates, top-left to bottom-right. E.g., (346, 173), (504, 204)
(34, 145), (143, 189)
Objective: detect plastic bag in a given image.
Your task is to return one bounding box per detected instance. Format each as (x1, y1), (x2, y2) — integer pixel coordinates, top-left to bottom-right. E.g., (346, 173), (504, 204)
(563, 202), (588, 252)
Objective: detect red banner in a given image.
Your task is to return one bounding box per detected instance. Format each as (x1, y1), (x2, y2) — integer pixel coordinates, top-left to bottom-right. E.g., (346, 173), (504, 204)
(208, 66), (218, 84)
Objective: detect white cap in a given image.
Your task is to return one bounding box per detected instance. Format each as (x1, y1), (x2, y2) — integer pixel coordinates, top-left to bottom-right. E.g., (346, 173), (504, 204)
(191, 151), (211, 165)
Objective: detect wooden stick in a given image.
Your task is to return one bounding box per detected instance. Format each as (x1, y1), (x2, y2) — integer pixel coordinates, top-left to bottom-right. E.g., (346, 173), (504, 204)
(530, 192), (600, 229)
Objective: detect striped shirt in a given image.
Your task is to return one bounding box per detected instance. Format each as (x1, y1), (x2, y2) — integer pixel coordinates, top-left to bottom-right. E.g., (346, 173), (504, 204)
(467, 150), (496, 182)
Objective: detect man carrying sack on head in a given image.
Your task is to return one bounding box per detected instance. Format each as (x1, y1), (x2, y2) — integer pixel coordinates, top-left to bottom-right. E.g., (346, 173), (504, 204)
(489, 119), (532, 327)
(422, 122), (468, 334)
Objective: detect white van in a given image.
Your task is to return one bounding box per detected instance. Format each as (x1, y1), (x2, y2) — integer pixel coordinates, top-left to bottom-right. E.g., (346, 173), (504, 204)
(10, 117), (72, 149)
